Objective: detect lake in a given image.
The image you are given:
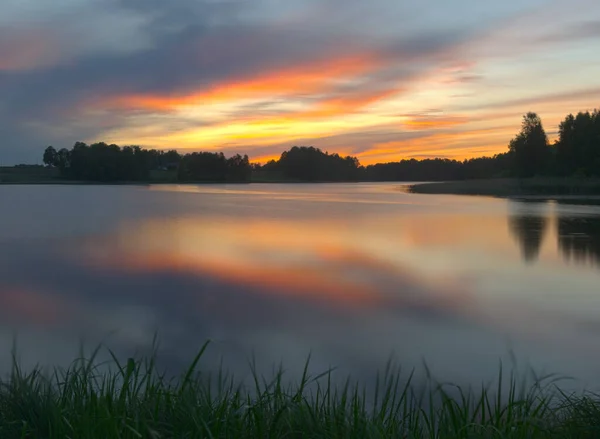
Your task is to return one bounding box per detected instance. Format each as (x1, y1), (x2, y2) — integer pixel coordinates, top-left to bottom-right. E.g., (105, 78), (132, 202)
(1, 183), (600, 390)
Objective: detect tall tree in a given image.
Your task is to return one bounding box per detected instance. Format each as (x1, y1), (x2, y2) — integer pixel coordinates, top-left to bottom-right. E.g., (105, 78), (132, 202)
(556, 113), (577, 175)
(56, 148), (71, 171)
(556, 110), (600, 176)
(43, 146), (58, 167)
(508, 112), (550, 178)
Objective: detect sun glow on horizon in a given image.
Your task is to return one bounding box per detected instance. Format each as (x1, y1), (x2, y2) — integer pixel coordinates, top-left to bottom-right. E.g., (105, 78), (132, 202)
(89, 35), (600, 165)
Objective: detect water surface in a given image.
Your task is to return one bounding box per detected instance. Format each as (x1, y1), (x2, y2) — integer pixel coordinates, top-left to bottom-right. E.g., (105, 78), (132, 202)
(1, 183), (600, 389)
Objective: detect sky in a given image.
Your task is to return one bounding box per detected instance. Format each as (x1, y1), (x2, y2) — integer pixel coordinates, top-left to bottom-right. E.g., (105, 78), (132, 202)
(1, 0), (600, 165)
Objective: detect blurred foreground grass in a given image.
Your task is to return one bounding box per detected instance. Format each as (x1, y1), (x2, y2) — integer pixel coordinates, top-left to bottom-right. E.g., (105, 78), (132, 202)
(0, 341), (599, 438)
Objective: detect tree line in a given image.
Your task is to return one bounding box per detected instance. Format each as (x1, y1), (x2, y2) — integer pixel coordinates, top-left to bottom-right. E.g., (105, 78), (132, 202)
(361, 109), (600, 181)
(42, 107), (600, 182)
(506, 109), (600, 178)
(42, 142), (251, 182)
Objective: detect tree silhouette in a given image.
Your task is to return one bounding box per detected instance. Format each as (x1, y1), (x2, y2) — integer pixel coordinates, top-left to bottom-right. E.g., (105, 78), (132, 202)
(37, 106), (600, 183)
(362, 153), (512, 181)
(509, 112), (550, 178)
(556, 110), (600, 176)
(43, 146), (57, 167)
(56, 148), (71, 171)
(177, 152), (252, 182)
(274, 146), (361, 182)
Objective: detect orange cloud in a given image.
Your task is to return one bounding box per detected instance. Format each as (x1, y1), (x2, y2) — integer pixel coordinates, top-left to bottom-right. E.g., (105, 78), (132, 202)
(403, 115), (470, 130)
(109, 53), (388, 111)
(95, 32), (598, 163)
(304, 87), (405, 118)
(96, 37), (488, 159)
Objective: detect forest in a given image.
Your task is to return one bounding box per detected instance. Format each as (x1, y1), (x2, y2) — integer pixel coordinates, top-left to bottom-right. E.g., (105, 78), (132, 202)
(40, 108), (600, 183)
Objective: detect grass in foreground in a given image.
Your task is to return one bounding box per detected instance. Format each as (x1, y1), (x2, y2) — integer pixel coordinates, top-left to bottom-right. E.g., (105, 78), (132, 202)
(0, 342), (599, 438)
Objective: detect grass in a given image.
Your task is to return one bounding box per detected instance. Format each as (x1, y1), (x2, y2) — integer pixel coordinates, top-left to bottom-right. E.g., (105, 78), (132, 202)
(408, 178), (600, 198)
(0, 166), (60, 184)
(0, 342), (599, 438)
(0, 167), (179, 185)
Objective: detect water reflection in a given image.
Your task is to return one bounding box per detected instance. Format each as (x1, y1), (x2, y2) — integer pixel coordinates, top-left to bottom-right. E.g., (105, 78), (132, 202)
(0, 232), (484, 387)
(508, 199), (600, 267)
(3, 185), (600, 391)
(558, 214), (600, 267)
(508, 207), (549, 263)
(81, 218), (474, 314)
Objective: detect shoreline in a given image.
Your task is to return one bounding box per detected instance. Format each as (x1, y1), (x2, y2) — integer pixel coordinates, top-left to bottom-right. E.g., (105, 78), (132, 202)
(408, 177), (600, 199)
(6, 176), (600, 203)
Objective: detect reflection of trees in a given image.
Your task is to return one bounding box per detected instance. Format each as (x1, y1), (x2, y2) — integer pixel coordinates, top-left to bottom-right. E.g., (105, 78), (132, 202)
(509, 200), (600, 267)
(557, 215), (600, 266)
(509, 214), (549, 263)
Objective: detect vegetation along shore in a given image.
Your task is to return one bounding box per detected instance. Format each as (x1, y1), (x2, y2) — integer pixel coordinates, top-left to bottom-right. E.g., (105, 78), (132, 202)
(2, 107), (599, 192)
(408, 178), (600, 197)
(1, 342), (600, 438)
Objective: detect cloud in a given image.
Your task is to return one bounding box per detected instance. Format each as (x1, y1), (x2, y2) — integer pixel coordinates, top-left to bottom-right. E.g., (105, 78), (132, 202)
(0, 28), (63, 72)
(104, 28), (467, 112)
(457, 86), (600, 115)
(462, 0), (600, 57)
(106, 53), (385, 111)
(403, 115), (470, 130)
(2, 23), (469, 161)
(2, 0), (600, 163)
(538, 20), (600, 45)
(0, 0), (479, 163)
(355, 126), (515, 163)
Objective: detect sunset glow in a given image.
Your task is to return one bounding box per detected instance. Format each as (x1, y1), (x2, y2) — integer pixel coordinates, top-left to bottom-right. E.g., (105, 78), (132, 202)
(2, 0), (600, 164)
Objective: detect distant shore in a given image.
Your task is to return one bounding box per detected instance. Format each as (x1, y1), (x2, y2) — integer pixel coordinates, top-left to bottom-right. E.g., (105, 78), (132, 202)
(6, 165), (600, 200)
(408, 178), (600, 198)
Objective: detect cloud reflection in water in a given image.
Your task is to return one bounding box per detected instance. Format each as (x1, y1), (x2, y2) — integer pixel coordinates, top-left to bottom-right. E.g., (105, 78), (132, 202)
(2, 185), (600, 391)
